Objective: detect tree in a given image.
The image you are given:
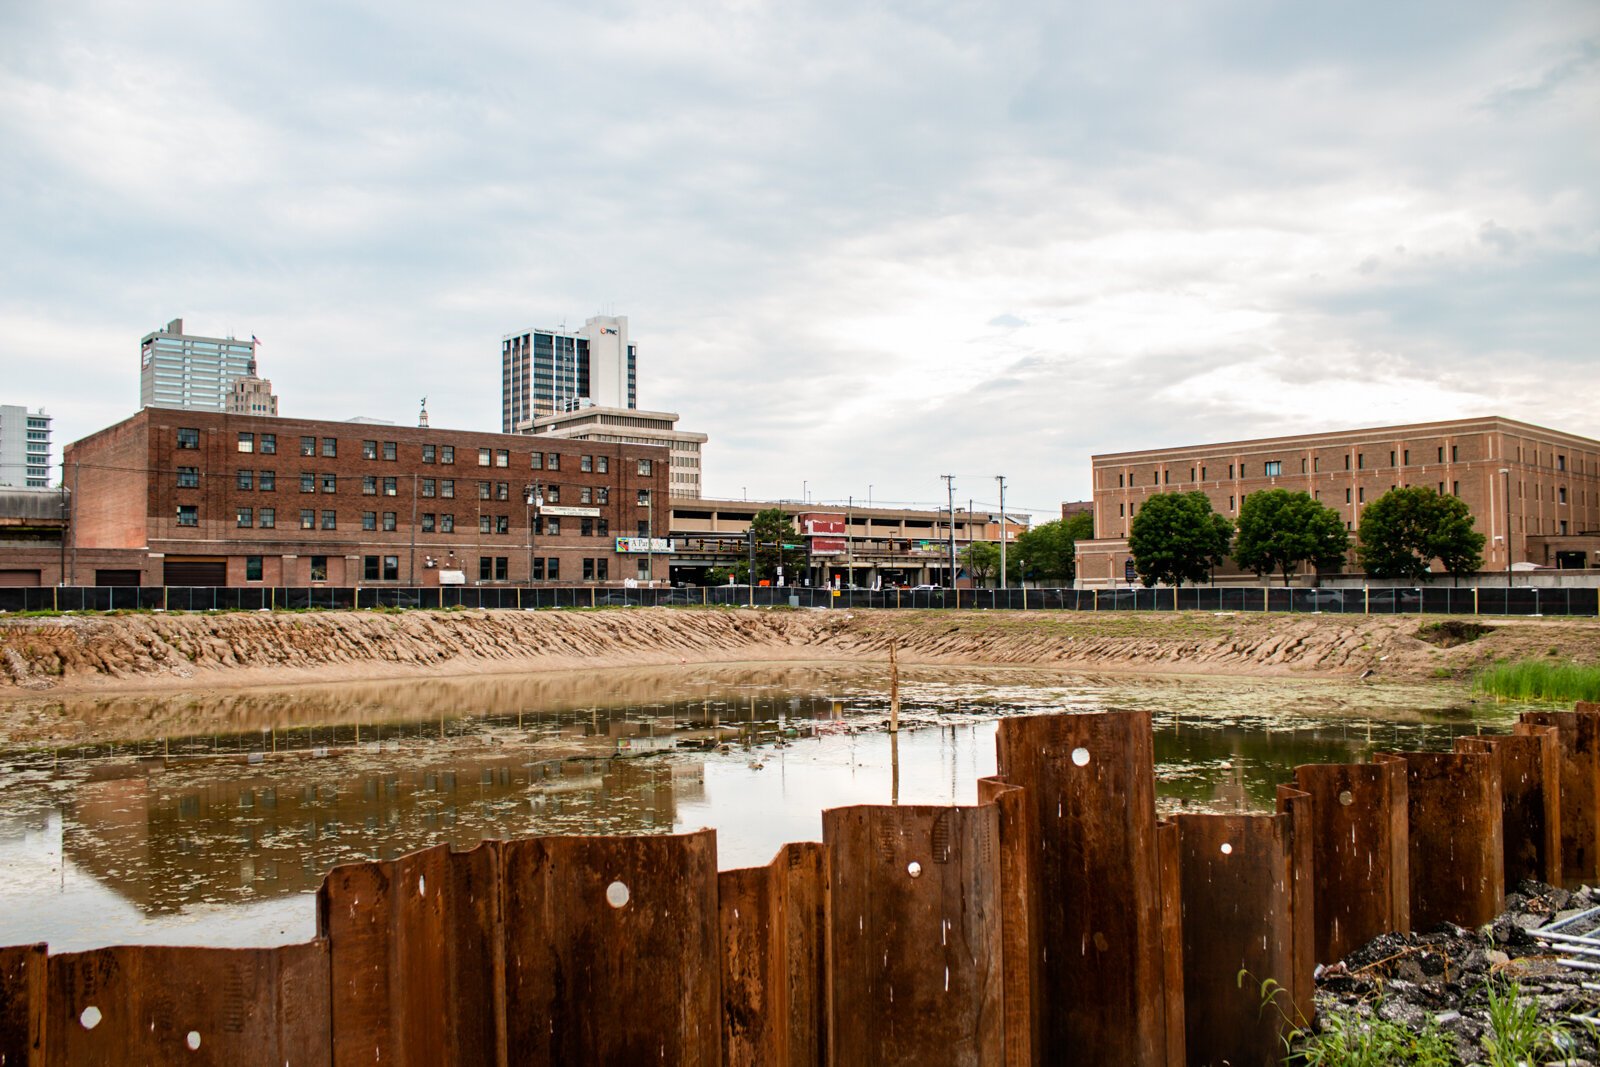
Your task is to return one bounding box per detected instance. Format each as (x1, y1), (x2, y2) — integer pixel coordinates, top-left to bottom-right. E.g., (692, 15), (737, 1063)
(1357, 487), (1486, 583)
(1128, 491), (1233, 588)
(1232, 489), (1350, 585)
(962, 541), (1001, 584)
(748, 508), (806, 584)
(1009, 512), (1094, 584)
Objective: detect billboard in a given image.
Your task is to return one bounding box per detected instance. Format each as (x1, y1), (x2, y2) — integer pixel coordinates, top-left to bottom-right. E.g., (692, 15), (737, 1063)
(615, 537), (675, 553)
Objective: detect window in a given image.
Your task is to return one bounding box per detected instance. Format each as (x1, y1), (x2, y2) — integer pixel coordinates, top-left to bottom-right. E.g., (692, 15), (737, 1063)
(637, 520), (649, 537)
(422, 478), (436, 497)
(496, 482), (509, 501)
(384, 556), (399, 580)
(596, 456), (608, 474)
(1119, 503), (1125, 517)
(1344, 455), (1351, 470)
(1117, 473), (1125, 488)
(321, 474), (337, 493)
(496, 449), (509, 468)
(1561, 520), (1569, 535)
(310, 556), (328, 582)
(383, 477), (397, 497)
(259, 507), (274, 529)
(1345, 488), (1352, 503)
(581, 455), (593, 472)
(1357, 453), (1365, 469)
(581, 517), (593, 537)
(584, 557), (595, 581)
(580, 486), (592, 504)
(363, 556), (380, 581)
(594, 558), (607, 580)
(1228, 464), (1234, 479)
(1228, 496), (1235, 511)
(1451, 445), (1459, 462)
(480, 515), (492, 534)
(1239, 464), (1246, 478)
(441, 445), (454, 464)
(422, 513), (436, 533)
(1312, 457), (1319, 472)
(1389, 451), (1396, 466)
(1200, 466), (1207, 480)
(597, 518), (608, 537)
(246, 556), (263, 582)
(530, 452), (543, 470)
(479, 556), (492, 581)
(1558, 454), (1567, 472)
(441, 514), (454, 533)
(1559, 486), (1568, 504)
(260, 434), (276, 455)
(321, 510), (337, 530)
(238, 432), (255, 453)
(540, 453), (556, 471)
(637, 489), (651, 505)
(363, 475), (378, 495)
(177, 504), (198, 526)
(546, 517), (560, 536)
(638, 458), (653, 476)
(177, 427), (200, 449)
(321, 437), (337, 458)
(1358, 487), (1365, 503)
(1403, 449), (1410, 465)
(479, 448), (492, 467)
(383, 441), (397, 461)
(479, 481), (492, 500)
(177, 466), (199, 488)
(301, 436), (316, 456)
(441, 479), (455, 499)
(1263, 461), (1282, 477)
(1437, 446), (1445, 462)
(1453, 481), (1461, 497)
(301, 473), (316, 493)
(531, 558), (545, 581)
(363, 440), (378, 460)
(495, 515), (509, 534)
(423, 444), (436, 464)
(237, 506), (253, 527)
(1299, 459), (1306, 474)
(361, 511), (377, 531)
(383, 512), (397, 532)
(546, 486), (559, 504)
(546, 558), (559, 581)
(597, 487), (609, 505)
(237, 469), (254, 490)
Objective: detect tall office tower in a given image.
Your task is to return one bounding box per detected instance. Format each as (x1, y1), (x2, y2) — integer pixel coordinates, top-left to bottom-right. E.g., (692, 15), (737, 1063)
(227, 374), (280, 416)
(140, 318), (261, 411)
(501, 315), (638, 432)
(0, 406), (52, 487)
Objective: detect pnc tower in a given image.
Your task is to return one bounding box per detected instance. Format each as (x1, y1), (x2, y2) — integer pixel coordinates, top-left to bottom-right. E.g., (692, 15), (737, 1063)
(501, 315), (637, 432)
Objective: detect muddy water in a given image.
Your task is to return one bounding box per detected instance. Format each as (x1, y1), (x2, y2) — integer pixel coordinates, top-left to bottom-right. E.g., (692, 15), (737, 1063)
(0, 664), (1522, 952)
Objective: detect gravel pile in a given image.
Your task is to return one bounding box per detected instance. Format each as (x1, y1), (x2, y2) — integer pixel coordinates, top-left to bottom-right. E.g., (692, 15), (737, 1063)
(1307, 881), (1600, 1064)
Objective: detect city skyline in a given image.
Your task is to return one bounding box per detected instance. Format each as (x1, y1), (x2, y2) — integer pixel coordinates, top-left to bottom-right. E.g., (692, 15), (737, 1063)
(2, 1), (1595, 518)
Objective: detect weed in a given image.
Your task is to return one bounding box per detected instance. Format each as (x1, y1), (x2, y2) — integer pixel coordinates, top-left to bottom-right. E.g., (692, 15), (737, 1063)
(1290, 1008), (1455, 1066)
(1481, 977), (1570, 1066)
(1474, 660), (1600, 704)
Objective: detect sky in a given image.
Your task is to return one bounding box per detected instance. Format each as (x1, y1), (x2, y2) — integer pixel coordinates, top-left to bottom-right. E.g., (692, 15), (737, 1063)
(2, 1), (1596, 520)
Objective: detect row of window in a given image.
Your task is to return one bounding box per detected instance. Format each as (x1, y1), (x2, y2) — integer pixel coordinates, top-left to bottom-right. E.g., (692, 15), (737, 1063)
(1114, 446), (1480, 487)
(241, 554), (625, 584)
(206, 507), (632, 538)
(184, 470), (646, 506)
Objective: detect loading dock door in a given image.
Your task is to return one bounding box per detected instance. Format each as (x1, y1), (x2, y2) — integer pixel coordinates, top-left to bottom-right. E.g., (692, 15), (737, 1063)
(95, 569), (143, 587)
(0, 570), (41, 587)
(162, 560), (227, 586)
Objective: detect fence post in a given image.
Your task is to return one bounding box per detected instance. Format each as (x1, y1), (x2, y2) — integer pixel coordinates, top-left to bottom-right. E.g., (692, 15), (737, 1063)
(1364, 586), (1369, 614)
(1474, 587), (1479, 616)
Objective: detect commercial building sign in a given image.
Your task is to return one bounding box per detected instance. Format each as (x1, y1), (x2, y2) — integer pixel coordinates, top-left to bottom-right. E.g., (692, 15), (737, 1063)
(615, 537), (675, 553)
(541, 505), (601, 517)
(810, 538), (846, 556)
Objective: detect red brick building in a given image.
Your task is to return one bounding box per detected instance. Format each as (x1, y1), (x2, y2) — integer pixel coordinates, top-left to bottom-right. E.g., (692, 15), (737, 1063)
(1077, 416), (1600, 586)
(62, 409), (670, 587)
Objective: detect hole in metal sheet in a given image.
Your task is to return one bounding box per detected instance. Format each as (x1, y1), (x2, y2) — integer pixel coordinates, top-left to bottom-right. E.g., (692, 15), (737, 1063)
(606, 880), (630, 908)
(907, 861), (923, 878)
(418, 875), (426, 897)
(187, 1031), (202, 1051)
(1071, 747), (1091, 767)
(1339, 790), (1354, 806)
(80, 1006), (102, 1030)
(1220, 842), (1233, 855)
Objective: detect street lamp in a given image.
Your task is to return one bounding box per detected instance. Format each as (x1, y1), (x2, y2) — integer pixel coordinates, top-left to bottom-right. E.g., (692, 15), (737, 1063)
(646, 492), (654, 587)
(1499, 467), (1511, 589)
(525, 482), (543, 586)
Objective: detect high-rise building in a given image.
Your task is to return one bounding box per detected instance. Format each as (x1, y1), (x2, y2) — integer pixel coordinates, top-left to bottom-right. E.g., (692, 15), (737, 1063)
(526, 407), (708, 499)
(227, 374), (280, 416)
(0, 405), (52, 487)
(140, 318), (262, 412)
(502, 315), (637, 432)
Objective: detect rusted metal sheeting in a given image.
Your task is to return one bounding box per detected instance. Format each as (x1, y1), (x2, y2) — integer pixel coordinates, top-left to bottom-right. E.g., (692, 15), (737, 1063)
(45, 941), (329, 1065)
(1291, 762), (1410, 965)
(978, 776), (1041, 1067)
(0, 943), (46, 1066)
(995, 712), (1177, 1066)
(1458, 728), (1562, 886)
(502, 830), (721, 1065)
(1275, 785), (1317, 1028)
(319, 840), (501, 1066)
(1155, 821), (1187, 1067)
(1521, 708), (1600, 884)
(719, 841), (829, 1067)
(823, 804), (1004, 1067)
(1377, 751), (1504, 930)
(1175, 813), (1303, 1067)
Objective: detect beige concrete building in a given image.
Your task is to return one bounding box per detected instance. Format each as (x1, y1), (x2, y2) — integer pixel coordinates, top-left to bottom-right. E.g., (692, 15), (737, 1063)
(1077, 417), (1600, 586)
(520, 406), (708, 499)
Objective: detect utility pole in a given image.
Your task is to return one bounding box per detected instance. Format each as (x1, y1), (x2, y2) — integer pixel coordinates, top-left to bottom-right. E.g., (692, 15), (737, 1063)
(747, 526), (755, 608)
(525, 481), (543, 586)
(942, 475), (956, 589)
(996, 475), (1007, 591)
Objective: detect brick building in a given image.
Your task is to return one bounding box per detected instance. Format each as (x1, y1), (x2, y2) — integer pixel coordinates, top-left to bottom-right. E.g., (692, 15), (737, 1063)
(62, 409), (669, 587)
(1077, 416), (1600, 586)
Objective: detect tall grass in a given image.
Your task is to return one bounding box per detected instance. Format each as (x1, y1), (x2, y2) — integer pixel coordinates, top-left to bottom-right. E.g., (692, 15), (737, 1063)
(1474, 659), (1600, 704)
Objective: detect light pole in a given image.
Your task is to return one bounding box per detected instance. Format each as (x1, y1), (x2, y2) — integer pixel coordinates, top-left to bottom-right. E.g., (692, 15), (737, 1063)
(646, 493), (654, 586)
(1499, 467), (1511, 589)
(525, 482), (543, 586)
(996, 475), (1007, 591)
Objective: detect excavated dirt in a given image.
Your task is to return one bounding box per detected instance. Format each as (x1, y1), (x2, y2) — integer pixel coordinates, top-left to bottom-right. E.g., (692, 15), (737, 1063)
(0, 607), (1596, 697)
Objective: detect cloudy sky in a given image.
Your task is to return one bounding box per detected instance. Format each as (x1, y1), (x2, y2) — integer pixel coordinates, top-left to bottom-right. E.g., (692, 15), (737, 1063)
(3, 1), (1595, 518)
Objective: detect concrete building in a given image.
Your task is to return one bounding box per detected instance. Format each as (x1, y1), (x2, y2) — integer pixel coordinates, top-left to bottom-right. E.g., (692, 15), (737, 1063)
(523, 406), (708, 499)
(1077, 416), (1600, 586)
(62, 408), (670, 587)
(501, 315), (637, 430)
(140, 319), (261, 412)
(0, 405), (52, 487)
(227, 374), (279, 416)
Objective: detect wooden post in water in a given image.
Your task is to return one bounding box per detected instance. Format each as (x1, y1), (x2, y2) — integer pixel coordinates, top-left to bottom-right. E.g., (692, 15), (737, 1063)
(889, 640), (901, 803)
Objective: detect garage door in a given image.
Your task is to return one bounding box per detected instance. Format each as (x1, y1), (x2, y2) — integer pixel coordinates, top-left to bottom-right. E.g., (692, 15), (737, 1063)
(162, 560), (228, 586)
(0, 570), (41, 587)
(95, 569), (144, 587)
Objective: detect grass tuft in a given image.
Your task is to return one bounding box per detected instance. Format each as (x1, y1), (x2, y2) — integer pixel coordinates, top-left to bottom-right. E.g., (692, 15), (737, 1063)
(1473, 659), (1600, 704)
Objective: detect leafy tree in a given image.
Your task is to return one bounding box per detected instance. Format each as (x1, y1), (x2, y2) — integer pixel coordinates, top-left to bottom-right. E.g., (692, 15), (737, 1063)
(962, 541), (1001, 584)
(747, 508), (806, 584)
(1357, 487), (1486, 582)
(1128, 491), (1233, 588)
(1232, 489), (1350, 585)
(1009, 512), (1094, 584)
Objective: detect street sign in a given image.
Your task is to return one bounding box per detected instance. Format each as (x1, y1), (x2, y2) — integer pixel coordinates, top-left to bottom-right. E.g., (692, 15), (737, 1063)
(1124, 558), (1136, 583)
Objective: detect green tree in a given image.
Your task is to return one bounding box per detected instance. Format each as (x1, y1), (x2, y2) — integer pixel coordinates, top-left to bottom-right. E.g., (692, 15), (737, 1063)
(1356, 487), (1486, 582)
(962, 541), (1001, 584)
(748, 508), (806, 584)
(1128, 492), (1233, 588)
(1232, 489), (1350, 585)
(1010, 512), (1094, 584)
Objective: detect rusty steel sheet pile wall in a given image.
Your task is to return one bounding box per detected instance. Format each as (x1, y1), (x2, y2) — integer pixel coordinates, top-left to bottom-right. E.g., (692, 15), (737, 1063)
(7, 703), (1600, 1067)
(994, 711), (1182, 1066)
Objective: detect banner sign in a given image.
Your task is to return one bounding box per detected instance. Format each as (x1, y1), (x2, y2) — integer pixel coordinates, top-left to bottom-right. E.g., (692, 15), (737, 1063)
(615, 537), (675, 553)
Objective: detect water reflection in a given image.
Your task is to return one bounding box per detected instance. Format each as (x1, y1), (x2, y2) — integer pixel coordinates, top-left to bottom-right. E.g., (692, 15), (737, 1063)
(0, 666), (1523, 951)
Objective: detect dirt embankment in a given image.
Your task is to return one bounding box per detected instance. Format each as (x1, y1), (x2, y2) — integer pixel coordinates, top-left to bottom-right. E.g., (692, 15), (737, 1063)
(2, 608), (1597, 695)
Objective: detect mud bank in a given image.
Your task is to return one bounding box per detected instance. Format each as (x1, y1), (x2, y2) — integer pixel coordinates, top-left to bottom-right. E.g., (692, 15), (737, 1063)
(2, 607), (1597, 696)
